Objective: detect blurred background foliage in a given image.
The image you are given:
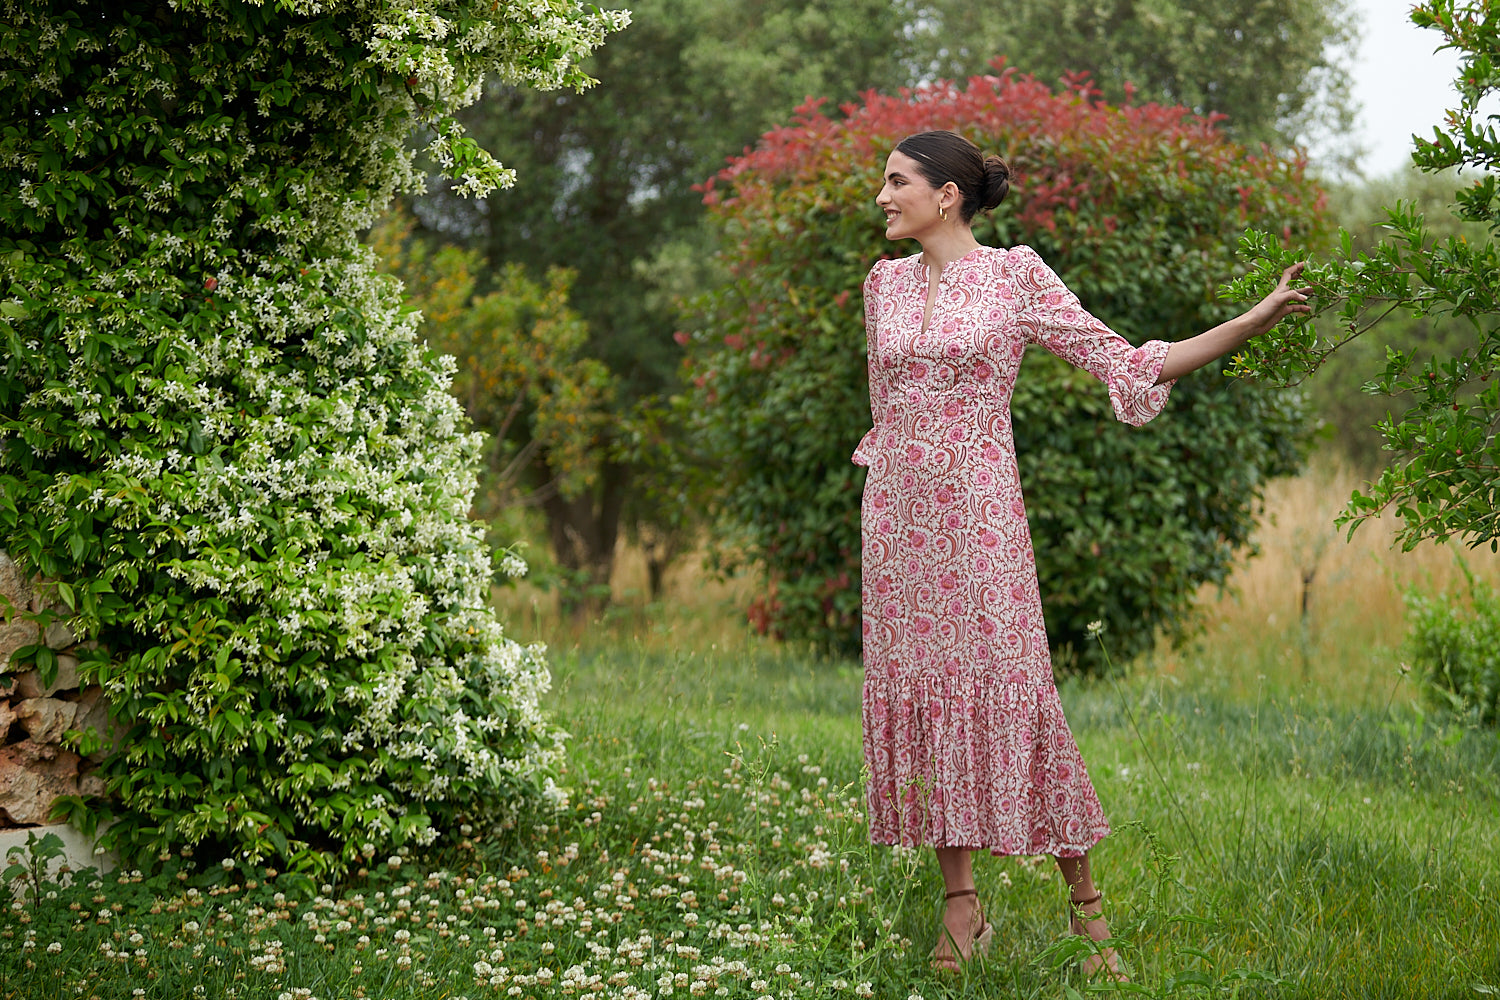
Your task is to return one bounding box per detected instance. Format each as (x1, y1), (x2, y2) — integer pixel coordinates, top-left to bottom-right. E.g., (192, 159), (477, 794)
(370, 214), (618, 601)
(372, 0), (1483, 655)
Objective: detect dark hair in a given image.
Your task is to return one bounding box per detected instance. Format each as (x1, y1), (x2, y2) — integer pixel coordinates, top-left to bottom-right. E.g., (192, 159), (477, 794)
(894, 130), (1010, 222)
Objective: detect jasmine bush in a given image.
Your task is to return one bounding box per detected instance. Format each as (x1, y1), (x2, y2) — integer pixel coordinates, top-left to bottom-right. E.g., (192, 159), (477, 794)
(0, 0), (627, 872)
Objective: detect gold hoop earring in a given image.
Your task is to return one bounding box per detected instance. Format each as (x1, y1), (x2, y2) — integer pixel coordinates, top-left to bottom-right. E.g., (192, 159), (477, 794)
(940, 205), (948, 222)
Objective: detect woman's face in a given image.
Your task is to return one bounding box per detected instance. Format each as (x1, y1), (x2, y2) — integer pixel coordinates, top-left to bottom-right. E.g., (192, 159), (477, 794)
(876, 150), (950, 243)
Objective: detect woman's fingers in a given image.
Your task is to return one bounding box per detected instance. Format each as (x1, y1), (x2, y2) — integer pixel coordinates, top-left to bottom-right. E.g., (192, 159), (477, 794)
(1276, 263), (1312, 314)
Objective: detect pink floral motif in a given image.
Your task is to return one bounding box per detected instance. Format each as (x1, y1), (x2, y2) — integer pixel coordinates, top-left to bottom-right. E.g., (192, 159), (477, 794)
(852, 245), (1173, 858)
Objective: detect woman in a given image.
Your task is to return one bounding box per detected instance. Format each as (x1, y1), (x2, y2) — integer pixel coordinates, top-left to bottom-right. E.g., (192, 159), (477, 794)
(853, 130), (1308, 977)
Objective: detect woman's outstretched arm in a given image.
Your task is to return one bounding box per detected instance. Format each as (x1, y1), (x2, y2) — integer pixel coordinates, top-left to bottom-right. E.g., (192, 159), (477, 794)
(1155, 262), (1311, 384)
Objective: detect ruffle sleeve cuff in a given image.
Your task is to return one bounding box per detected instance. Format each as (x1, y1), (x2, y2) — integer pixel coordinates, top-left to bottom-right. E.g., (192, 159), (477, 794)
(1107, 339), (1174, 427)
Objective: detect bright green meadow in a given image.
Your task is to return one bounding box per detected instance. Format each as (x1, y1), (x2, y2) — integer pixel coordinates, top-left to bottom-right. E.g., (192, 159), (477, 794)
(4, 465), (1500, 1000)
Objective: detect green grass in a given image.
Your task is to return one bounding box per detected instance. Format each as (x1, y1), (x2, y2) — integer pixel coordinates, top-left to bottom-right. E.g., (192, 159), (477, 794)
(3, 634), (1499, 999)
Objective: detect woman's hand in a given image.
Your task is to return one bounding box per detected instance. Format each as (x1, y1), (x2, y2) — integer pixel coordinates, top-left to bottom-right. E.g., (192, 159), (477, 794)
(1241, 262), (1313, 337)
(1155, 262), (1313, 384)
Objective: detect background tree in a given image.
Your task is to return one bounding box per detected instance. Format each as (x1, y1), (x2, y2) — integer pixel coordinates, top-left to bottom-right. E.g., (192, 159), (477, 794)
(406, 0), (1358, 611)
(371, 216), (617, 593)
(1230, 0), (1500, 551)
(411, 0), (918, 604)
(916, 0), (1359, 149)
(0, 0), (625, 871)
(683, 71), (1326, 666)
(1302, 167), (1490, 467)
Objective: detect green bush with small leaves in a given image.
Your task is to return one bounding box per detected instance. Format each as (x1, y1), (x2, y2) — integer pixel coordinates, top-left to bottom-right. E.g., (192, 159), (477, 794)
(1406, 574), (1500, 726)
(0, 0), (627, 872)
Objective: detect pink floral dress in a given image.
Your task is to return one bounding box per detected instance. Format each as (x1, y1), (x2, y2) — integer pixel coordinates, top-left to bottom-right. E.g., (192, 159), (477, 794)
(853, 245), (1174, 857)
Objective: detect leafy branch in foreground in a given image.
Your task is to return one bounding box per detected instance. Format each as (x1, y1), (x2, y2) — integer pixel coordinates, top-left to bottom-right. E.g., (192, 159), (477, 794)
(1226, 0), (1500, 552)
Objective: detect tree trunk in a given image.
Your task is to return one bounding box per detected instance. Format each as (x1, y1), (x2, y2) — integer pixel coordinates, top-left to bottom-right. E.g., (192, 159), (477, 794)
(634, 519), (685, 603)
(541, 460), (630, 619)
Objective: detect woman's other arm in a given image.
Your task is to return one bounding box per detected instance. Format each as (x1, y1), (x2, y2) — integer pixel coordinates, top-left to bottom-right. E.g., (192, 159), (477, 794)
(1155, 263), (1311, 384)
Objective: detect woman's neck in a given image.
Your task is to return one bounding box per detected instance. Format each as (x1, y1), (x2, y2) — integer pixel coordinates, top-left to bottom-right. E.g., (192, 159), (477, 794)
(917, 228), (982, 271)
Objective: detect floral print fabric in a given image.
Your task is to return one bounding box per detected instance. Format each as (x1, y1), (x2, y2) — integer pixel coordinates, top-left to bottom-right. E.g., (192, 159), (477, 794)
(854, 245), (1173, 857)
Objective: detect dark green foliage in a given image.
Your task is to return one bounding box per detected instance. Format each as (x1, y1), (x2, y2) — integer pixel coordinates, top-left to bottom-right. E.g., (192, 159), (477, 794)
(683, 72), (1326, 668)
(412, 0), (918, 597)
(919, 0), (1358, 149)
(1406, 572), (1500, 725)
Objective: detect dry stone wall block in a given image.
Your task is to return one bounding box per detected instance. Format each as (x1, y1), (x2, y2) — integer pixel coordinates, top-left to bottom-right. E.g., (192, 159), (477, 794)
(0, 618), (39, 672)
(43, 619), (76, 649)
(16, 698), (80, 744)
(14, 655), (80, 699)
(72, 687), (125, 761)
(0, 741), (82, 826)
(0, 552), (34, 617)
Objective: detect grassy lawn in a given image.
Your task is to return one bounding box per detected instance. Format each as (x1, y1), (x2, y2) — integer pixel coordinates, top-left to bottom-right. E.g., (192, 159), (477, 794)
(4, 632), (1497, 999)
(4, 460), (1500, 998)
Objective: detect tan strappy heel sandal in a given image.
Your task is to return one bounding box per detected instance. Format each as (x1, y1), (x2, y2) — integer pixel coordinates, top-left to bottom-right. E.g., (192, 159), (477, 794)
(1068, 891), (1127, 982)
(931, 887), (994, 972)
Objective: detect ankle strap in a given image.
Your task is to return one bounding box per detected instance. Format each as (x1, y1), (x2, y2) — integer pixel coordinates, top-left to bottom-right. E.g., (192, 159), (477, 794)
(945, 888), (978, 900)
(1069, 892), (1103, 907)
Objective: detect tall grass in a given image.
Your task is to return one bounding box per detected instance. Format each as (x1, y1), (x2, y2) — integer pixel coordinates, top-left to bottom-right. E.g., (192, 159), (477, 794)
(501, 452), (1500, 705)
(1158, 454), (1500, 705)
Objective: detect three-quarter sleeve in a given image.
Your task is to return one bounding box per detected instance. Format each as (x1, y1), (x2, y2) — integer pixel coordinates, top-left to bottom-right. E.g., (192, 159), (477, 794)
(852, 262), (885, 466)
(1012, 247), (1174, 426)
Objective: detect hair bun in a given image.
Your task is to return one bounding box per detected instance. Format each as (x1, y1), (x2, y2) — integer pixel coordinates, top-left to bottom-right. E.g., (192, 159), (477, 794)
(980, 155), (1011, 210)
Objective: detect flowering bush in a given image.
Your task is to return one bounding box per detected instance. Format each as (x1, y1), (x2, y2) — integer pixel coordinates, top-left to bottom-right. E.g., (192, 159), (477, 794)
(0, 0), (627, 870)
(683, 67), (1326, 665)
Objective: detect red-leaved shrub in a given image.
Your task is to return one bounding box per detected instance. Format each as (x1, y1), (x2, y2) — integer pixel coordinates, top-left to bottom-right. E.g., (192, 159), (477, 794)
(683, 65), (1327, 667)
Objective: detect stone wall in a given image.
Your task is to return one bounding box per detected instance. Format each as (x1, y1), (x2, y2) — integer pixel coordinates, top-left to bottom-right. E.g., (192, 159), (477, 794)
(0, 551), (120, 828)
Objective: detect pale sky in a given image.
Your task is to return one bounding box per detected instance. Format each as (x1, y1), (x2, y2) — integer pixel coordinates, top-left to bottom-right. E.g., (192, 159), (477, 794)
(1342, 0), (1464, 177)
